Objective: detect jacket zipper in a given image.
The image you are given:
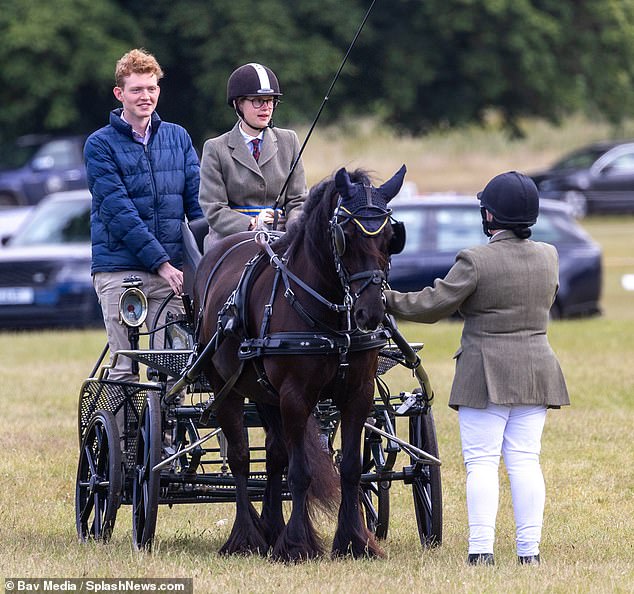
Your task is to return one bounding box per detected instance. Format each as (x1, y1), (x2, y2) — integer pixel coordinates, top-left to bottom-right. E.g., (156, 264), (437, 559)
(144, 142), (160, 238)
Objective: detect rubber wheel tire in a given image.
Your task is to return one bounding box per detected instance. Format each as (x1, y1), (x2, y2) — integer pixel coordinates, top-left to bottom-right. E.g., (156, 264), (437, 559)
(75, 410), (122, 542)
(0, 192), (18, 207)
(408, 409), (442, 546)
(132, 392), (161, 550)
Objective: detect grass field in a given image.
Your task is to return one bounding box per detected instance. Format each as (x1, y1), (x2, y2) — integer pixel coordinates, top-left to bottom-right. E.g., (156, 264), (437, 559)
(1, 119), (634, 593)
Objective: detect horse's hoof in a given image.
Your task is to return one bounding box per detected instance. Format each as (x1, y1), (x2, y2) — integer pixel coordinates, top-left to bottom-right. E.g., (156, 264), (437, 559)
(219, 536), (268, 557)
(218, 543), (267, 557)
(331, 541), (385, 559)
(271, 547), (322, 563)
(271, 534), (323, 563)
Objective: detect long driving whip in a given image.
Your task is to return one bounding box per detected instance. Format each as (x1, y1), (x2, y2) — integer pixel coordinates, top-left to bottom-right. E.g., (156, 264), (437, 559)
(272, 0), (378, 227)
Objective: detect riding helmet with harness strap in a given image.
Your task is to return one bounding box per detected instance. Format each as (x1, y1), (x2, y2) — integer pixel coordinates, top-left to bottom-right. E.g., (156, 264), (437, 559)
(227, 63), (282, 127)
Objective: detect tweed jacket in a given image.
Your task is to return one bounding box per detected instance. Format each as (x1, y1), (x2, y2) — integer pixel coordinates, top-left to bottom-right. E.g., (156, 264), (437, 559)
(198, 122), (308, 250)
(385, 230), (570, 409)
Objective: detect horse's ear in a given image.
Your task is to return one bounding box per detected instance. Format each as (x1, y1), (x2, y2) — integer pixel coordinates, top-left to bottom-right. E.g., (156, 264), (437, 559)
(378, 164), (407, 202)
(335, 167), (354, 198)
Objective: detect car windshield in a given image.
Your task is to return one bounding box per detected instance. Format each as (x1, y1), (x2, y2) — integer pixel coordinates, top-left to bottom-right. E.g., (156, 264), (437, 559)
(10, 198), (90, 246)
(393, 202), (586, 254)
(551, 147), (607, 171)
(532, 209), (589, 244)
(0, 143), (40, 171)
(435, 208), (484, 251)
(394, 205), (487, 255)
(602, 150), (634, 173)
(393, 207), (428, 254)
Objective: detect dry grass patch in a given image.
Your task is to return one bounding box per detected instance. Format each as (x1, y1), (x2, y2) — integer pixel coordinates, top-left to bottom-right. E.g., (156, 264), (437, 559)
(2, 123), (634, 592)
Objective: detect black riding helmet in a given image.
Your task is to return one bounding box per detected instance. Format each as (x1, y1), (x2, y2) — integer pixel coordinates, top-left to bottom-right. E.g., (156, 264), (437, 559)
(227, 63), (282, 126)
(478, 171), (539, 237)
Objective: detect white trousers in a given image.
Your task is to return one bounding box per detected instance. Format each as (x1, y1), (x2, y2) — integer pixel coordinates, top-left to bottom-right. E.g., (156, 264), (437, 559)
(458, 403), (547, 557)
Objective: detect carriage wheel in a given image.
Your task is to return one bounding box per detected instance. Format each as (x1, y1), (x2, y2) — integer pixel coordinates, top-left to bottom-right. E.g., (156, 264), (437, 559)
(359, 425), (391, 539)
(75, 410), (122, 542)
(132, 392), (161, 550)
(360, 480), (390, 539)
(408, 407), (442, 546)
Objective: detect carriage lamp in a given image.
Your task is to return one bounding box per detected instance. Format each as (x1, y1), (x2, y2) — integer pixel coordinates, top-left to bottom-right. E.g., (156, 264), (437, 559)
(118, 276), (148, 328)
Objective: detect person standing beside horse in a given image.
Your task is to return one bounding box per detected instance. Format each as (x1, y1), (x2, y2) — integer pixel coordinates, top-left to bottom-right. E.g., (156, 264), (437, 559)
(198, 63), (308, 250)
(85, 48), (203, 384)
(384, 172), (569, 566)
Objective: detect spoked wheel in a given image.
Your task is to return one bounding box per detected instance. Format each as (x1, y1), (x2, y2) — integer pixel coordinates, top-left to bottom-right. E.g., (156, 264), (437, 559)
(359, 420), (394, 539)
(75, 410), (122, 542)
(360, 479), (390, 539)
(408, 407), (442, 546)
(132, 392), (161, 550)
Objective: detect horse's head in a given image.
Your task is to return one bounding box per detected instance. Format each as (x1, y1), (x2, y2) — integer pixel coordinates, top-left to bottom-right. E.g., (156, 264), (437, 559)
(331, 165), (407, 331)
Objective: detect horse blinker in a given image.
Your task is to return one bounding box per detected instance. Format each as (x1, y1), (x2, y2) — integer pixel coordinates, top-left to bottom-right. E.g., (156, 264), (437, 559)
(388, 220), (406, 255)
(332, 221), (346, 256)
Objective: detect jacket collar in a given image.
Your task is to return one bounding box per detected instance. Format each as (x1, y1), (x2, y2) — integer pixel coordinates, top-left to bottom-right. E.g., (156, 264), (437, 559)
(109, 108), (162, 140)
(489, 229), (519, 243)
(228, 122), (278, 175)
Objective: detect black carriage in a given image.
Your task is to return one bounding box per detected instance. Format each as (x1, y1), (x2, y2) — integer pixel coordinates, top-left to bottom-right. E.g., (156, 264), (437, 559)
(75, 282), (441, 550)
(75, 167), (442, 554)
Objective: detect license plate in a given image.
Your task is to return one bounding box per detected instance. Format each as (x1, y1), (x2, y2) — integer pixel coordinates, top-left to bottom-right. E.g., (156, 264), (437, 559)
(0, 287), (35, 305)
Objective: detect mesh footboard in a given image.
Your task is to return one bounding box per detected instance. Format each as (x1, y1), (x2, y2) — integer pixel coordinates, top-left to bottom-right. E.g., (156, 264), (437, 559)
(78, 379), (157, 471)
(376, 343), (423, 376)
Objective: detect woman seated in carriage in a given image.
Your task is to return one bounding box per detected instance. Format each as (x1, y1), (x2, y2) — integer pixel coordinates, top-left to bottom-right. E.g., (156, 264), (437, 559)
(198, 62), (308, 250)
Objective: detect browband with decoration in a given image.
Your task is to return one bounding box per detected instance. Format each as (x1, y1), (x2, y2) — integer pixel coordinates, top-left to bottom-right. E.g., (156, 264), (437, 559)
(338, 205), (390, 235)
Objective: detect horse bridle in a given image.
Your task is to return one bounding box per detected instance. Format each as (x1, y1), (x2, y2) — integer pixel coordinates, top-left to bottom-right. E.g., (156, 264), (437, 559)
(252, 199), (390, 335)
(329, 195), (392, 308)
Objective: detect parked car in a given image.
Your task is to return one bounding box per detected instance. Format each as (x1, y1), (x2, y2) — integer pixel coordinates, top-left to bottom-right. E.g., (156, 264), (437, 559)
(529, 140), (634, 217)
(0, 135), (87, 207)
(0, 206), (32, 242)
(0, 190), (102, 329)
(388, 195), (602, 318)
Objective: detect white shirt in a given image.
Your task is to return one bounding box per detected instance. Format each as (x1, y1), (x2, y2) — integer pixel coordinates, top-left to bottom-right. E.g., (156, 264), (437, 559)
(121, 112), (152, 145)
(238, 124), (263, 157)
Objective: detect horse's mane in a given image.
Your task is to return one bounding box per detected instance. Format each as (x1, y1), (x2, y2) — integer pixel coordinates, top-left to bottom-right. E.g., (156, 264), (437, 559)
(273, 168), (374, 257)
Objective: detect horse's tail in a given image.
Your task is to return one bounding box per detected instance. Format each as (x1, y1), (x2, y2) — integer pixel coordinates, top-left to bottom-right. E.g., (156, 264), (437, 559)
(305, 414), (340, 516)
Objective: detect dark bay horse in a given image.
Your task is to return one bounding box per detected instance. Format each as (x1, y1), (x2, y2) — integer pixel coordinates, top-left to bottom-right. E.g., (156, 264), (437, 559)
(193, 166), (406, 560)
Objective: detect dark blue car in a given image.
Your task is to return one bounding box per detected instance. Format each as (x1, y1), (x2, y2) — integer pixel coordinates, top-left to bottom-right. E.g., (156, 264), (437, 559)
(0, 135), (87, 207)
(388, 195), (602, 318)
(0, 190), (101, 329)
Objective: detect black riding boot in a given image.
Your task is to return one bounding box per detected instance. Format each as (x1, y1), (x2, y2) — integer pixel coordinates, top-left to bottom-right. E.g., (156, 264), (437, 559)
(467, 553), (494, 565)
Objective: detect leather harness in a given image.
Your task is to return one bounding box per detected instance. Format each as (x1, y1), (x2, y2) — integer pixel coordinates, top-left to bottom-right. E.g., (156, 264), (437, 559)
(198, 229), (390, 421)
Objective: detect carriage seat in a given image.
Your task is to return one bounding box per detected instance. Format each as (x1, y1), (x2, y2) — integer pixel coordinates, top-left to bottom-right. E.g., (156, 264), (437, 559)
(181, 218), (209, 297)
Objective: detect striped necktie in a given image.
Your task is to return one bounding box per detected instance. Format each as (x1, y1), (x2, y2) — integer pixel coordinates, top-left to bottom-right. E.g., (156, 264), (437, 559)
(251, 138), (261, 162)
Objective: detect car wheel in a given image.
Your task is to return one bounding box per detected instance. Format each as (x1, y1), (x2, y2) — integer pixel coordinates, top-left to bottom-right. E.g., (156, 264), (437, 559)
(563, 191), (588, 218)
(0, 192), (18, 207)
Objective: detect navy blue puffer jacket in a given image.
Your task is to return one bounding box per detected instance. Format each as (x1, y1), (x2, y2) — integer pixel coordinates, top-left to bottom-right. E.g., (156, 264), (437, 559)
(85, 109), (203, 274)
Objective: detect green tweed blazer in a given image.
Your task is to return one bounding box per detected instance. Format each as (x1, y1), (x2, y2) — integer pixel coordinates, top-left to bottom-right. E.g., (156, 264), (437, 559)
(199, 122), (307, 250)
(385, 230), (570, 409)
